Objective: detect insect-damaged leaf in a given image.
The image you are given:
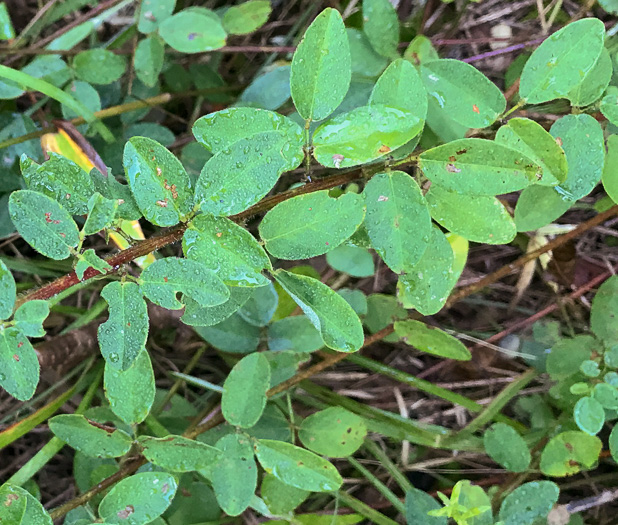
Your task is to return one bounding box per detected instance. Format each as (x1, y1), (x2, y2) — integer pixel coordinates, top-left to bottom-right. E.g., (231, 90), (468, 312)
(419, 138), (542, 195)
(48, 414), (133, 458)
(272, 269), (364, 352)
(138, 434), (221, 472)
(124, 136), (194, 227)
(0, 327), (39, 401)
(9, 190), (79, 260)
(0, 484), (52, 525)
(158, 7), (226, 53)
(290, 8), (351, 122)
(98, 281), (149, 371)
(539, 431), (601, 476)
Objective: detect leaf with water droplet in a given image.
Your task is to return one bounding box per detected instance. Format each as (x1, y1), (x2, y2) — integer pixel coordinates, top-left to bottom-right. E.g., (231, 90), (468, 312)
(159, 7), (226, 53)
(347, 28), (387, 78)
(259, 191), (365, 259)
(98, 281), (148, 371)
(574, 395), (605, 435)
(267, 315), (324, 353)
(362, 0), (399, 59)
(82, 192), (118, 236)
(0, 258), (15, 320)
(237, 282), (278, 327)
(394, 319), (471, 360)
(75, 249), (112, 280)
(9, 190), (79, 260)
(0, 327), (39, 401)
(181, 285), (253, 326)
(419, 138), (542, 195)
(567, 47), (612, 107)
(498, 481), (559, 525)
(13, 300), (49, 338)
(484, 423), (531, 472)
(124, 136), (194, 226)
(405, 488), (445, 525)
(519, 18), (605, 104)
(272, 269), (364, 352)
(0, 484), (52, 525)
(139, 434), (221, 472)
(313, 104), (422, 168)
(291, 8), (350, 121)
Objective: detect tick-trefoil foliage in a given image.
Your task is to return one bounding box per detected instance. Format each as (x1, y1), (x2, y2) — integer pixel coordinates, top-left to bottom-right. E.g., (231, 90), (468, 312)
(0, 1), (617, 523)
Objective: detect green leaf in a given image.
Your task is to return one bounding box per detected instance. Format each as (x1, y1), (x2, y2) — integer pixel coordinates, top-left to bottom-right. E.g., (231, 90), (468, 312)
(273, 269), (364, 352)
(405, 488), (445, 525)
(397, 226), (455, 315)
(139, 434), (221, 472)
(21, 153), (95, 214)
(0, 327), (39, 401)
(363, 171), (431, 272)
(457, 481), (493, 525)
(513, 185), (571, 232)
(134, 35), (165, 87)
(0, 484), (51, 525)
(419, 138), (542, 195)
(123, 136), (194, 227)
(420, 59), (506, 128)
(404, 35), (439, 66)
(211, 434), (257, 516)
(0, 3), (15, 40)
(181, 286), (252, 326)
(73, 49), (127, 85)
(139, 257), (228, 309)
(193, 107), (303, 159)
(546, 335), (597, 380)
(194, 313), (260, 354)
(540, 431), (601, 476)
(394, 320), (470, 360)
(255, 439), (343, 492)
(61, 80), (101, 120)
(0, 258), (15, 320)
(259, 191), (365, 259)
(483, 423), (530, 472)
(347, 28), (387, 78)
(103, 348), (155, 425)
(75, 249), (112, 280)
(183, 214), (271, 287)
(262, 473), (309, 516)
(239, 65), (291, 110)
(298, 407), (366, 457)
(312, 104), (422, 168)
(194, 131), (300, 216)
(9, 190), (79, 260)
(98, 472), (178, 523)
(591, 276), (618, 343)
(326, 245), (374, 278)
(48, 414), (132, 458)
(609, 425), (618, 462)
(13, 300), (49, 337)
(98, 281), (149, 370)
(159, 8), (226, 53)
(267, 316), (324, 353)
(290, 8), (350, 121)
(83, 193), (118, 236)
(362, 0), (399, 59)
(338, 288), (368, 316)
(222, 352), (271, 428)
(138, 0), (175, 33)
(498, 481), (559, 525)
(603, 134), (618, 204)
(574, 396), (605, 435)
(237, 283), (278, 327)
(519, 18), (605, 104)
(364, 294), (406, 343)
(567, 47), (612, 107)
(495, 117), (567, 186)
(426, 184), (516, 244)
(272, 266), (321, 321)
(222, 0), (271, 35)
(601, 89), (618, 125)
(592, 383), (618, 409)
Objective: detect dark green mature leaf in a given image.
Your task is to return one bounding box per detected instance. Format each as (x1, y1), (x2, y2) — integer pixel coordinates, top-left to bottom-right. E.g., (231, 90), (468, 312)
(326, 245), (375, 277)
(194, 313), (260, 354)
(98, 472), (178, 524)
(262, 473), (309, 516)
(364, 171), (431, 272)
(290, 8), (350, 121)
(104, 349), (155, 425)
(574, 396), (605, 435)
(9, 190), (79, 260)
(362, 0), (399, 58)
(237, 283), (278, 327)
(222, 352), (271, 428)
(405, 488), (445, 525)
(211, 434), (257, 516)
(603, 134), (618, 204)
(181, 286), (253, 326)
(347, 28), (387, 78)
(0, 327), (39, 401)
(591, 276), (618, 343)
(193, 107), (303, 160)
(519, 18), (605, 104)
(273, 270), (364, 352)
(546, 335), (597, 380)
(313, 105), (422, 168)
(299, 407), (366, 457)
(14, 300), (49, 337)
(194, 131), (301, 216)
(498, 481), (559, 525)
(134, 35), (165, 87)
(48, 414), (132, 458)
(21, 153), (95, 214)
(484, 423), (531, 472)
(222, 0), (271, 35)
(567, 47), (612, 106)
(0, 258), (15, 319)
(140, 257), (229, 309)
(183, 214), (271, 287)
(138, 0), (175, 33)
(268, 316), (324, 353)
(0, 484), (51, 525)
(255, 439), (343, 492)
(426, 184), (516, 244)
(98, 281), (149, 370)
(83, 193), (118, 236)
(124, 136), (194, 227)
(159, 8), (226, 53)
(259, 191), (364, 259)
(139, 435), (221, 472)
(540, 431), (602, 476)
(419, 139), (542, 195)
(394, 320), (471, 360)
(495, 117), (567, 186)
(420, 59), (506, 128)
(73, 49), (127, 85)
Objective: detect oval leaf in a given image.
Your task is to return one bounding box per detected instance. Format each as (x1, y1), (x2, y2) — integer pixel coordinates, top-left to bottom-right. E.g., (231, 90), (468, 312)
(0, 327), (39, 401)
(483, 423), (531, 472)
(73, 49), (126, 85)
(0, 259), (15, 320)
(603, 134), (618, 204)
(0, 484), (51, 525)
(498, 481), (559, 525)
(13, 300), (49, 338)
(362, 0), (399, 58)
(591, 276), (618, 343)
(574, 395), (605, 435)
(139, 434), (221, 472)
(259, 191), (365, 260)
(181, 286), (253, 327)
(134, 35), (165, 87)
(194, 313), (260, 354)
(299, 407), (367, 457)
(273, 269), (364, 352)
(394, 320), (471, 360)
(267, 316), (324, 353)
(539, 430), (602, 476)
(158, 8), (226, 53)
(222, 0), (271, 35)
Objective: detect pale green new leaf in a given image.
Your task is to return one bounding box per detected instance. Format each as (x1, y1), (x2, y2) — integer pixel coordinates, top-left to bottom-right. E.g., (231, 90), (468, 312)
(14, 300), (49, 337)
(139, 434), (221, 472)
(222, 0), (271, 35)
(539, 431), (601, 476)
(0, 327), (39, 401)
(394, 320), (471, 360)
